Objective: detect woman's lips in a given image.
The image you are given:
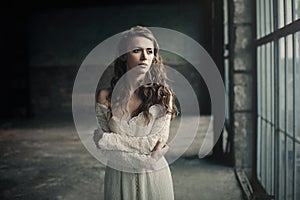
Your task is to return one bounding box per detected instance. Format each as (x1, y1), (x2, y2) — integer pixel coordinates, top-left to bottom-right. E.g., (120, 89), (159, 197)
(138, 63), (148, 67)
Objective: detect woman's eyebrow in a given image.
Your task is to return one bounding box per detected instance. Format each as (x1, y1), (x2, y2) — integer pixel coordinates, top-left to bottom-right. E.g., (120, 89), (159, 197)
(130, 47), (153, 51)
(132, 47), (153, 49)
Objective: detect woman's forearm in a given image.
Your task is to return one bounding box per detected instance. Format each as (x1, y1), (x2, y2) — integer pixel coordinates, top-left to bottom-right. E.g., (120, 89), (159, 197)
(98, 114), (171, 154)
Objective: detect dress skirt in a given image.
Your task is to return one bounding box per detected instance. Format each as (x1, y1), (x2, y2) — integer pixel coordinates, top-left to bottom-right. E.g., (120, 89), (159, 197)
(104, 166), (174, 200)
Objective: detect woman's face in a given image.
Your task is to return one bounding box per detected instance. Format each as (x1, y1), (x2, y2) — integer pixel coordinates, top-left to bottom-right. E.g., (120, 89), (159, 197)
(124, 36), (155, 73)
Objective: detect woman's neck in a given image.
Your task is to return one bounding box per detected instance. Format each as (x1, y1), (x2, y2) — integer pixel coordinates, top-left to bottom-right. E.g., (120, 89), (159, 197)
(125, 76), (144, 94)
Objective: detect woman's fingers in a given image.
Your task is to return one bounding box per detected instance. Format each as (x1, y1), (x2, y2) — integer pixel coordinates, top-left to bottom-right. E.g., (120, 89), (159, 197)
(152, 138), (163, 152)
(151, 141), (169, 161)
(161, 144), (169, 154)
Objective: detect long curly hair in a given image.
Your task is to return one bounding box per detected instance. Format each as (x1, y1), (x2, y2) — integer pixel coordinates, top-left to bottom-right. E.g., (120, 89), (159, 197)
(109, 26), (178, 123)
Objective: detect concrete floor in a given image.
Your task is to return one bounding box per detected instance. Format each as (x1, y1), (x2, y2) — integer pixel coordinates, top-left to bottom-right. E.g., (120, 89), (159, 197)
(0, 116), (244, 200)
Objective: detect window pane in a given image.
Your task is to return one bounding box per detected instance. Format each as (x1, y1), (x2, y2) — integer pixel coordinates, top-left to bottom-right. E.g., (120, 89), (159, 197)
(295, 32), (300, 140)
(266, 0), (271, 35)
(286, 0), (293, 24)
(279, 38), (286, 131)
(296, 142), (300, 200)
(279, 132), (286, 199)
(271, 42), (275, 124)
(286, 137), (294, 200)
(224, 0), (229, 122)
(262, 45), (266, 119)
(261, 0), (266, 37)
(271, 126), (275, 195)
(295, 0), (300, 20)
(286, 35), (294, 135)
(270, 0), (274, 32)
(257, 117), (262, 181)
(278, 0), (285, 28)
(257, 0), (261, 38)
(266, 43), (271, 120)
(224, 0), (229, 44)
(225, 59), (229, 121)
(261, 120), (266, 188)
(266, 124), (272, 193)
(257, 46), (262, 116)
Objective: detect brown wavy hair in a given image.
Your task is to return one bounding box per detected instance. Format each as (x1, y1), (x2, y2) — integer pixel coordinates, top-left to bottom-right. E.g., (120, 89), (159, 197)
(109, 26), (178, 123)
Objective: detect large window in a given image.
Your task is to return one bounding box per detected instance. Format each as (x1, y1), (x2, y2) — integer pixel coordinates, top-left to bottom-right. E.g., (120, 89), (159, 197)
(256, 0), (300, 199)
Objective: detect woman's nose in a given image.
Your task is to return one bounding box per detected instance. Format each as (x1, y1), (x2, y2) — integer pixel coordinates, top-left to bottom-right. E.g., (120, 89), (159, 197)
(140, 50), (147, 60)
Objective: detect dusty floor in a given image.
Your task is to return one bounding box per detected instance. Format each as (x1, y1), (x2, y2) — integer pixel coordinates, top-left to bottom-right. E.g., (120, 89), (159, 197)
(0, 116), (244, 200)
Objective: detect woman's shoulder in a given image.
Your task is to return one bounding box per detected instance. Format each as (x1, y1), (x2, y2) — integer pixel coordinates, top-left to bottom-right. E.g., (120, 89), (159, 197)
(96, 88), (111, 107)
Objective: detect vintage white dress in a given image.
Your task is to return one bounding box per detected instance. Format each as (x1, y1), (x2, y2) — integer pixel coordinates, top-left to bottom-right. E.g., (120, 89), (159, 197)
(95, 103), (174, 200)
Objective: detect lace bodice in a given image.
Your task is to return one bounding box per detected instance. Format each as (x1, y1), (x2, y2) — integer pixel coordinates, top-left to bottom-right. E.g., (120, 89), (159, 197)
(109, 104), (164, 136)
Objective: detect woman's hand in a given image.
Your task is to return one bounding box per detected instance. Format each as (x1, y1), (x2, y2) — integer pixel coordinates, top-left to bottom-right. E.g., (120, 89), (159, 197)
(93, 128), (104, 148)
(151, 138), (169, 161)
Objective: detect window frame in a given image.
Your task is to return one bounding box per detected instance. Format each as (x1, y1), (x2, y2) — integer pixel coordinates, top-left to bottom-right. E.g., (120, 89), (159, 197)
(254, 0), (300, 199)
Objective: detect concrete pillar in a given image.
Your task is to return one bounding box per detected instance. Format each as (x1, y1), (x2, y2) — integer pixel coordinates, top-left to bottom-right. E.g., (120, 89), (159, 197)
(230, 0), (254, 177)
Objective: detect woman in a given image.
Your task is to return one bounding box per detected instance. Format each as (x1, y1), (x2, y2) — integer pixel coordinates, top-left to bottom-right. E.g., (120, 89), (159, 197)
(94, 26), (178, 200)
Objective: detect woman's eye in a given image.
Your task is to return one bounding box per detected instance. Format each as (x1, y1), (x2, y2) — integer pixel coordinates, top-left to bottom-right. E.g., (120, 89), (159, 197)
(132, 48), (141, 53)
(147, 49), (153, 54)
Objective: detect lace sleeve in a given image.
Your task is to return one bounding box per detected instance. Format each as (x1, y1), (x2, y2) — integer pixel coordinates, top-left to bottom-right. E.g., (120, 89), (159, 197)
(98, 105), (171, 154)
(95, 103), (111, 132)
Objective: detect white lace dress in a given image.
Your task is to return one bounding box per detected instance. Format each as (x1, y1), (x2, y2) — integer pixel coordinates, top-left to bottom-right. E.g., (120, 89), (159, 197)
(96, 103), (174, 200)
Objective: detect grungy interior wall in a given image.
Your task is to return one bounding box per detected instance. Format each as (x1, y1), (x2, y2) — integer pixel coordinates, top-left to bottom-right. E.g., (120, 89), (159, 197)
(28, 4), (212, 117)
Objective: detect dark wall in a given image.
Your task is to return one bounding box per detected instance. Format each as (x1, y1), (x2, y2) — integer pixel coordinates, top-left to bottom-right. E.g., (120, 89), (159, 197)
(0, 10), (30, 118)
(0, 1), (213, 119)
